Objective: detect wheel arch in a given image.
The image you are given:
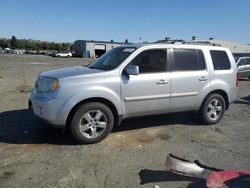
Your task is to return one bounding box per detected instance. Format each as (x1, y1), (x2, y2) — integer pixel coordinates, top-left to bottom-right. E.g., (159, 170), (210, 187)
(200, 89), (229, 111)
(66, 97), (120, 130)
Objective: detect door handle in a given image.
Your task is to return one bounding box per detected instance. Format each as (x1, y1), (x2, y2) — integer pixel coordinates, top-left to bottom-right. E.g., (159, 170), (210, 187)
(198, 76), (208, 81)
(156, 79), (169, 84)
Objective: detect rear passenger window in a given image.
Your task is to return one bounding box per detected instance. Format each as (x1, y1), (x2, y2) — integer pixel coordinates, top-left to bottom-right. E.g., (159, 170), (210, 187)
(173, 49), (205, 71)
(210, 50), (231, 70)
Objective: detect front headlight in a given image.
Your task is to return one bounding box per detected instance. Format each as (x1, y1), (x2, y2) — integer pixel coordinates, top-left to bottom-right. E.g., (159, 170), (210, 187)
(35, 76), (59, 93)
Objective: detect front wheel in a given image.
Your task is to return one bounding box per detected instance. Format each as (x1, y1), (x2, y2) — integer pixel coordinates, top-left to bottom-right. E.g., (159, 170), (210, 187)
(70, 102), (114, 144)
(198, 94), (226, 125)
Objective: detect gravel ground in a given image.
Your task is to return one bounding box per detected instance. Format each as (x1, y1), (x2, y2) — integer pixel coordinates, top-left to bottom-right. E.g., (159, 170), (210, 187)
(0, 54), (249, 188)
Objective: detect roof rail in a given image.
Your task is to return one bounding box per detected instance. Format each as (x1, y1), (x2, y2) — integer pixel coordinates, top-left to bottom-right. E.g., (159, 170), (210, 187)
(155, 40), (221, 46)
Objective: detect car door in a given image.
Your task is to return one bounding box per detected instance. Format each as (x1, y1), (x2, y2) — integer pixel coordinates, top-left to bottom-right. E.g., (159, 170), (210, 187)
(237, 58), (246, 75)
(121, 49), (170, 118)
(244, 58), (250, 76)
(170, 48), (209, 112)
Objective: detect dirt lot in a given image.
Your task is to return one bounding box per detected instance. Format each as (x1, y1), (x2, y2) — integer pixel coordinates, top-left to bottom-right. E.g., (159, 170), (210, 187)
(0, 54), (249, 188)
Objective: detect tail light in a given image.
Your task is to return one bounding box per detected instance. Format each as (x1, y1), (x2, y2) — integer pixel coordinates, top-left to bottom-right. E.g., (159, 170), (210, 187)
(236, 72), (239, 87)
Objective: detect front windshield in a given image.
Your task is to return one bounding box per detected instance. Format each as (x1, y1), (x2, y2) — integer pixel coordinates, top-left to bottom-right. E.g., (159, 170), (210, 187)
(88, 47), (136, 70)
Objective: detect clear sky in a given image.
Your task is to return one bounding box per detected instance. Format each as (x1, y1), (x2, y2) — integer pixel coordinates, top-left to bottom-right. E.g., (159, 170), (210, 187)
(0, 0), (249, 44)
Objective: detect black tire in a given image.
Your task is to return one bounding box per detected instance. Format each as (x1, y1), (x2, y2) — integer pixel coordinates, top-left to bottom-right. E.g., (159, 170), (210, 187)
(70, 102), (114, 144)
(198, 93), (226, 125)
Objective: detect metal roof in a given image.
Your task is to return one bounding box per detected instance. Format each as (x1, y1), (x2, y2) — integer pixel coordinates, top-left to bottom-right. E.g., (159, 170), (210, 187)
(75, 40), (131, 45)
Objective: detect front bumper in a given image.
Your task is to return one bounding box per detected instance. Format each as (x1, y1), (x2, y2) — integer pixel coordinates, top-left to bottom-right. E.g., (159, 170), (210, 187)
(29, 91), (66, 129)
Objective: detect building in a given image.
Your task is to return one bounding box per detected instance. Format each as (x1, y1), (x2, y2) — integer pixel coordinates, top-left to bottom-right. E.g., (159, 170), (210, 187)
(73, 40), (129, 58)
(208, 39), (250, 59)
(158, 37), (250, 60)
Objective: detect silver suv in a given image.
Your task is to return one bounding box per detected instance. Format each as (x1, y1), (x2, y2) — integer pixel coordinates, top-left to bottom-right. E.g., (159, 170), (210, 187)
(29, 44), (238, 144)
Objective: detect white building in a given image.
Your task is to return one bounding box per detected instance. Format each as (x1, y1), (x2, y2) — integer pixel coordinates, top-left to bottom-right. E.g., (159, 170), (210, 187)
(209, 39), (250, 59)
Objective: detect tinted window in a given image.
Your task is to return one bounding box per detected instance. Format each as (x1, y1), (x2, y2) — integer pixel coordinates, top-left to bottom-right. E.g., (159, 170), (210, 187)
(246, 58), (250, 65)
(238, 58), (246, 66)
(131, 49), (166, 73)
(210, 50), (231, 70)
(173, 49), (205, 71)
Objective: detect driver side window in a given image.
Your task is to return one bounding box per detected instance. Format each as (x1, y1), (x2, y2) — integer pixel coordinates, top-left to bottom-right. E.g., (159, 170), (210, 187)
(131, 49), (167, 74)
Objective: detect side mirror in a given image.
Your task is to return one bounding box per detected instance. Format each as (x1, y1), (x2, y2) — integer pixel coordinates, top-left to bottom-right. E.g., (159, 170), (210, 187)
(126, 65), (139, 75)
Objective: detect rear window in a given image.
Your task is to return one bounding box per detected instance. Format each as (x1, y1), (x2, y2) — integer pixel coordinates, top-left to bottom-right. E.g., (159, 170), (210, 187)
(210, 50), (231, 70)
(173, 49), (205, 71)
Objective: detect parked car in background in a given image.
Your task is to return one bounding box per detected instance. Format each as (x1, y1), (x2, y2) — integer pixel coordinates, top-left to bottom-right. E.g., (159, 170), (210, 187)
(55, 51), (72, 58)
(47, 50), (58, 56)
(29, 44), (238, 144)
(237, 57), (250, 80)
(4, 48), (12, 53)
(25, 50), (37, 54)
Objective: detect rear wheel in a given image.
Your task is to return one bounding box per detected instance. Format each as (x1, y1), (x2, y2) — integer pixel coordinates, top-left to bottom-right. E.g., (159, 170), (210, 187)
(70, 102), (114, 144)
(199, 93), (226, 125)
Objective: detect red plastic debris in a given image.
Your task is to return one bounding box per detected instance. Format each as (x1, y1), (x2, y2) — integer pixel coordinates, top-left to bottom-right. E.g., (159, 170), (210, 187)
(206, 170), (250, 188)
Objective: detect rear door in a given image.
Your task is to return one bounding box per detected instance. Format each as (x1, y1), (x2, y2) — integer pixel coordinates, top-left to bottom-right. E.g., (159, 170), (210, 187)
(170, 48), (209, 112)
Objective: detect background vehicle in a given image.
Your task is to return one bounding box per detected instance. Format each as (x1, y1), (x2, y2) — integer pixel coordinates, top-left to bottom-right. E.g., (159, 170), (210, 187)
(55, 51), (72, 58)
(237, 57), (250, 80)
(30, 44), (238, 144)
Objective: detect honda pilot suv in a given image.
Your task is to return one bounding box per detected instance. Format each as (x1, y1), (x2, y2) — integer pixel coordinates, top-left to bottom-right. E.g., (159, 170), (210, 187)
(29, 44), (238, 144)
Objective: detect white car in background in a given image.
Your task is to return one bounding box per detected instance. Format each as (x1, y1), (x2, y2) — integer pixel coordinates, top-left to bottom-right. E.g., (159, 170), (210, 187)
(237, 57), (250, 80)
(55, 51), (72, 58)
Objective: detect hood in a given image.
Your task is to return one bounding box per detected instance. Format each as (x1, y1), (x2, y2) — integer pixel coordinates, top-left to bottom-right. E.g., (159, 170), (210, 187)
(40, 66), (103, 79)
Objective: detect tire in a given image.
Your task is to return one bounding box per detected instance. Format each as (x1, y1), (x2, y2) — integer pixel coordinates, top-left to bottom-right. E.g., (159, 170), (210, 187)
(248, 76), (250, 80)
(67, 55), (70, 58)
(198, 93), (226, 125)
(70, 102), (114, 144)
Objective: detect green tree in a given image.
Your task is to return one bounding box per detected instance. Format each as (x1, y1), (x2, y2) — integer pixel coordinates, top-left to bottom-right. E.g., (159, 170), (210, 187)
(70, 44), (73, 51)
(0, 39), (8, 48)
(17, 39), (25, 49)
(61, 43), (68, 51)
(10, 36), (18, 49)
(41, 42), (49, 50)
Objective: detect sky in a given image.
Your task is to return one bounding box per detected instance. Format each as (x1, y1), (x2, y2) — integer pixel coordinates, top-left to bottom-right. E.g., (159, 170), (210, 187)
(0, 0), (250, 44)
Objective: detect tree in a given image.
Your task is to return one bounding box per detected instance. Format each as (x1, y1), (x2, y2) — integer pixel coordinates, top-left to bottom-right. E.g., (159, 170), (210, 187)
(10, 35), (18, 48)
(125, 38), (128, 43)
(41, 42), (49, 50)
(0, 39), (7, 48)
(61, 43), (68, 51)
(70, 44), (73, 51)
